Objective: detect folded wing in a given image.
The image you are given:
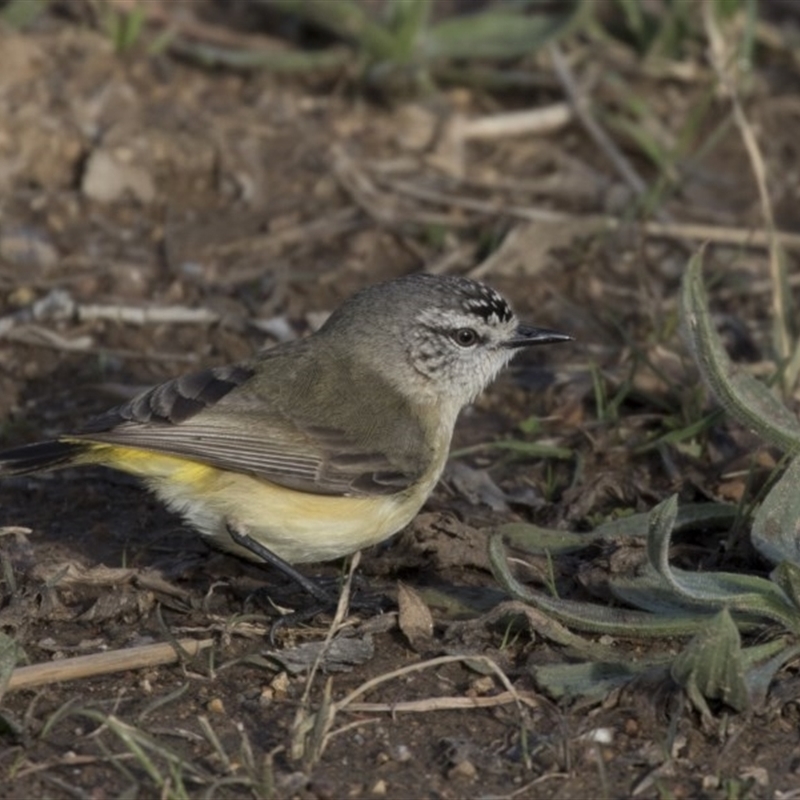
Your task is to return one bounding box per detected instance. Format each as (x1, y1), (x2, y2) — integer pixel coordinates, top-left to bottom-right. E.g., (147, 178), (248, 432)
(76, 358), (421, 497)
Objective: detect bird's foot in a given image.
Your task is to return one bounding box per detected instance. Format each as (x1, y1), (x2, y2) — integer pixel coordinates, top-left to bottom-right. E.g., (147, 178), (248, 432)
(225, 523), (392, 642)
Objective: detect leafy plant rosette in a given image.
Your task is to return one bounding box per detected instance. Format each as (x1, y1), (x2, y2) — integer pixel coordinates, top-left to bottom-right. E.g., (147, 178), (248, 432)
(258, 0), (580, 85)
(489, 251), (800, 720)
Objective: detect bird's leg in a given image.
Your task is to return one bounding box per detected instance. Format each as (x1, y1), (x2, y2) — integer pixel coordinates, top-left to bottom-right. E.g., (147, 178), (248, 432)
(226, 522), (334, 604)
(225, 523), (391, 644)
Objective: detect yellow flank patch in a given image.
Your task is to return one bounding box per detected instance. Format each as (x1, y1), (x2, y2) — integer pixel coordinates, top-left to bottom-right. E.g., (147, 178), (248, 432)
(74, 442), (218, 487)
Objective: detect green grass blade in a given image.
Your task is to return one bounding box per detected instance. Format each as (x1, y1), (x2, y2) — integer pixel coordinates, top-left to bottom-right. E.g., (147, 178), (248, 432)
(266, 0), (397, 57)
(0, 0), (48, 28)
(423, 9), (574, 60)
(0, 633), (21, 705)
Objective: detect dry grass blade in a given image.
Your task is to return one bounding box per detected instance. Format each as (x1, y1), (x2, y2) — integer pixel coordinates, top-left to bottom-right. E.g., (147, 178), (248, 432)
(290, 618), (531, 768)
(208, 206), (362, 258)
(2, 325), (93, 350)
(290, 552), (362, 765)
(12, 752), (138, 781)
(197, 714), (231, 773)
(7, 638), (214, 691)
(640, 219), (800, 250)
(549, 42), (652, 207)
(98, 713), (204, 794)
(327, 653), (530, 764)
(703, 4), (793, 372)
(344, 688), (538, 714)
(334, 149), (800, 254)
(383, 177), (800, 252)
(301, 551), (361, 697)
(387, 178), (568, 223)
(333, 147), (474, 228)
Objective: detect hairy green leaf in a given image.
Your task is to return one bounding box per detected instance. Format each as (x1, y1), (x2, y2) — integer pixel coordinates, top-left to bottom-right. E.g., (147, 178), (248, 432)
(499, 502), (737, 557)
(489, 535), (713, 637)
(499, 523), (601, 555)
(752, 456), (800, 566)
(744, 640), (800, 708)
(533, 659), (666, 701)
(594, 501), (737, 540)
(647, 496), (799, 629)
(671, 609), (749, 719)
(771, 561), (800, 608)
(680, 250), (800, 454)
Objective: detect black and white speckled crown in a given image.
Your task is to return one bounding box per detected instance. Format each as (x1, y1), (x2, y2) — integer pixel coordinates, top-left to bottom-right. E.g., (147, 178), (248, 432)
(457, 282), (514, 324)
(385, 273), (515, 323)
(321, 272), (517, 336)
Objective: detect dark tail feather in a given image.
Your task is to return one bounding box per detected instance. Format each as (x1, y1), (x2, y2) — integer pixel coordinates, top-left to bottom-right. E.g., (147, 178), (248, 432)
(0, 439), (84, 475)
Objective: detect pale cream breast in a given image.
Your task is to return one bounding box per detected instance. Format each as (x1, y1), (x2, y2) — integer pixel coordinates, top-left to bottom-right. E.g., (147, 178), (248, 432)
(155, 469), (425, 563)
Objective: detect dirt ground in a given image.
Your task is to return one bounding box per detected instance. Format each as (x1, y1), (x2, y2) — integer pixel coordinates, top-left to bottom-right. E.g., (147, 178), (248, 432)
(2, 3), (800, 799)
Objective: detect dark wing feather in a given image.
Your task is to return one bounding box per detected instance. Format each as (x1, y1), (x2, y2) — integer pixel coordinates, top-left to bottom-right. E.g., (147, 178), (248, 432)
(75, 360), (421, 496)
(81, 365), (256, 428)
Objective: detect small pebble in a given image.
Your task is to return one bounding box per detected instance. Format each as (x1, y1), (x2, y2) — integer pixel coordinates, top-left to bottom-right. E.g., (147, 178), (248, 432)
(702, 775), (720, 790)
(259, 686), (274, 705)
(7, 285), (36, 306)
(392, 745), (412, 763)
(207, 697), (225, 714)
(448, 760), (477, 780)
(370, 778), (387, 795)
(467, 676), (495, 696)
(310, 779), (337, 800)
(740, 766), (768, 787)
(580, 727), (614, 745)
(278, 772), (309, 794)
(0, 227), (58, 271)
(270, 671), (290, 699)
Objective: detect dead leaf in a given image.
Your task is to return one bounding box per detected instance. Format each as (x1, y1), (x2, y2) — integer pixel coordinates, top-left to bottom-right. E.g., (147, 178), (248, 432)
(265, 633), (374, 675)
(397, 582), (434, 652)
(445, 461), (509, 512)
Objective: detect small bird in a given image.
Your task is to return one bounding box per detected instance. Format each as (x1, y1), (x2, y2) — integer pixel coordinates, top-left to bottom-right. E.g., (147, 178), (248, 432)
(0, 274), (570, 597)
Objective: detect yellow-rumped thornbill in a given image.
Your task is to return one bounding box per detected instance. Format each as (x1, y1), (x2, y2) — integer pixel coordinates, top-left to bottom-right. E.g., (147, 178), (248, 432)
(0, 274), (571, 601)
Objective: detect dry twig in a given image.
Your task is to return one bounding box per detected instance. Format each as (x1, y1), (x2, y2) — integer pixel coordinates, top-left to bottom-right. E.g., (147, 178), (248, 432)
(435, 104), (573, 176)
(8, 638), (214, 692)
(453, 104), (573, 141)
(383, 178), (800, 252)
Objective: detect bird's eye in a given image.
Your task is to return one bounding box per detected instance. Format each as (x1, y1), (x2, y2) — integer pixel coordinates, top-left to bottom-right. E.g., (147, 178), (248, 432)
(452, 328), (478, 347)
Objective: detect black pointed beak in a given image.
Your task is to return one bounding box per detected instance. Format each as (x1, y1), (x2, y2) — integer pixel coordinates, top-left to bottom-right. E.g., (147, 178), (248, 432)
(503, 323), (573, 349)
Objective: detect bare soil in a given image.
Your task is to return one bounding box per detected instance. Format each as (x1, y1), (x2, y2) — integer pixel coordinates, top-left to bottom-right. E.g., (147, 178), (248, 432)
(1, 6), (800, 799)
